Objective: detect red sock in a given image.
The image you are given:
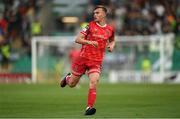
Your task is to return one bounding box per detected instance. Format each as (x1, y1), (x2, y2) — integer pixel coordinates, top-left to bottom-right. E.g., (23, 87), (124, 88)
(87, 88), (96, 108)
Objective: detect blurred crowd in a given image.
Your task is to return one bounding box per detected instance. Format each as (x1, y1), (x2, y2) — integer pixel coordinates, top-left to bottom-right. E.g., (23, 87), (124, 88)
(0, 0), (43, 71)
(83, 0), (179, 35)
(0, 0), (179, 72)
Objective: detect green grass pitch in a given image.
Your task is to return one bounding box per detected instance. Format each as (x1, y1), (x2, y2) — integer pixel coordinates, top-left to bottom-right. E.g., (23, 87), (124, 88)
(0, 83), (180, 118)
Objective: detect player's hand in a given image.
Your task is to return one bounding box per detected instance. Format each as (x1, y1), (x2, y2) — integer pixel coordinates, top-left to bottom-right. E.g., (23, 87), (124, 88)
(88, 41), (98, 48)
(107, 44), (114, 52)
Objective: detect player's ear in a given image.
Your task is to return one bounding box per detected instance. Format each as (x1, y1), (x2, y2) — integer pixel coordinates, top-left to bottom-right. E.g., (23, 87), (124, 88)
(103, 11), (107, 18)
(101, 12), (105, 18)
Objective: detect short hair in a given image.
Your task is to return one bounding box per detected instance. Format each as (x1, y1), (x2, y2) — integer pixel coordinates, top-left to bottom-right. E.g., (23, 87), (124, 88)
(93, 5), (107, 14)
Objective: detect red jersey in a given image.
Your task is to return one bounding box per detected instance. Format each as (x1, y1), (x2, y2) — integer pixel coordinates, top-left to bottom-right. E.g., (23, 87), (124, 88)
(80, 21), (114, 62)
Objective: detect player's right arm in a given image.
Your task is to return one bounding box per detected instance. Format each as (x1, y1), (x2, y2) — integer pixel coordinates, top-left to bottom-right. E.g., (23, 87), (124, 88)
(75, 33), (98, 48)
(75, 23), (98, 47)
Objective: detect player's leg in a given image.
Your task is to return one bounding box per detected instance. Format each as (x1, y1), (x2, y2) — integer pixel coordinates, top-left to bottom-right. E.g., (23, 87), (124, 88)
(60, 73), (81, 88)
(60, 57), (86, 88)
(85, 72), (100, 115)
(67, 74), (81, 88)
(85, 62), (101, 115)
(87, 72), (100, 106)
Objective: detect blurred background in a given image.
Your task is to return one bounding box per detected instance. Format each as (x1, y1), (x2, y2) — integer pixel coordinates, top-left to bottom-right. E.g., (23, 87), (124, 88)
(1, 0), (180, 118)
(0, 0), (179, 83)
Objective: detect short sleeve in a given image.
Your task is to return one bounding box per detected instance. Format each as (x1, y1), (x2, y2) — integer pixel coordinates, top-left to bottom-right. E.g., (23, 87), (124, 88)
(109, 28), (115, 41)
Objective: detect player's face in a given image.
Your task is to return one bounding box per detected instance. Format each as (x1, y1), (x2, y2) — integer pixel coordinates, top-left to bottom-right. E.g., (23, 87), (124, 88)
(93, 8), (106, 22)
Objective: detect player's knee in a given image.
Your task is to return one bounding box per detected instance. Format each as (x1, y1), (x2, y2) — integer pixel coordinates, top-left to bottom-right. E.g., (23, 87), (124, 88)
(90, 79), (98, 87)
(68, 82), (76, 88)
(69, 84), (76, 88)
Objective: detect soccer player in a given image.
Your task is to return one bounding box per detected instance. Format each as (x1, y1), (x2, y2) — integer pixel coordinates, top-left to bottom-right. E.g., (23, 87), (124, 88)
(60, 5), (115, 115)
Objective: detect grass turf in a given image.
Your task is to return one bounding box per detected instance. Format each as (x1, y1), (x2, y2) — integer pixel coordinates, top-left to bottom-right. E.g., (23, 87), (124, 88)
(0, 83), (180, 118)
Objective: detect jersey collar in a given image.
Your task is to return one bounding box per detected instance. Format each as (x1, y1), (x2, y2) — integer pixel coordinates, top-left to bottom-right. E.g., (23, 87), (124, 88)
(95, 22), (107, 27)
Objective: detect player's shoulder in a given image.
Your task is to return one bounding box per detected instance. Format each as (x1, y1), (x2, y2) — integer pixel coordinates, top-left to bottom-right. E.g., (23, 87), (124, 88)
(89, 21), (96, 26)
(81, 21), (94, 30)
(82, 21), (97, 30)
(81, 22), (90, 33)
(106, 24), (114, 30)
(106, 24), (114, 32)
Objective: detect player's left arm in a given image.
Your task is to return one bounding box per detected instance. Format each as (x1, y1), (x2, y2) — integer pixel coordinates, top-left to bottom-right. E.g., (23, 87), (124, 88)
(107, 30), (115, 52)
(107, 37), (115, 52)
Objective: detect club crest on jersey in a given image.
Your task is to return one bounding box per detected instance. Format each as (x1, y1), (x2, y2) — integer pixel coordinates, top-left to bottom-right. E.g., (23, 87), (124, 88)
(94, 28), (98, 33)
